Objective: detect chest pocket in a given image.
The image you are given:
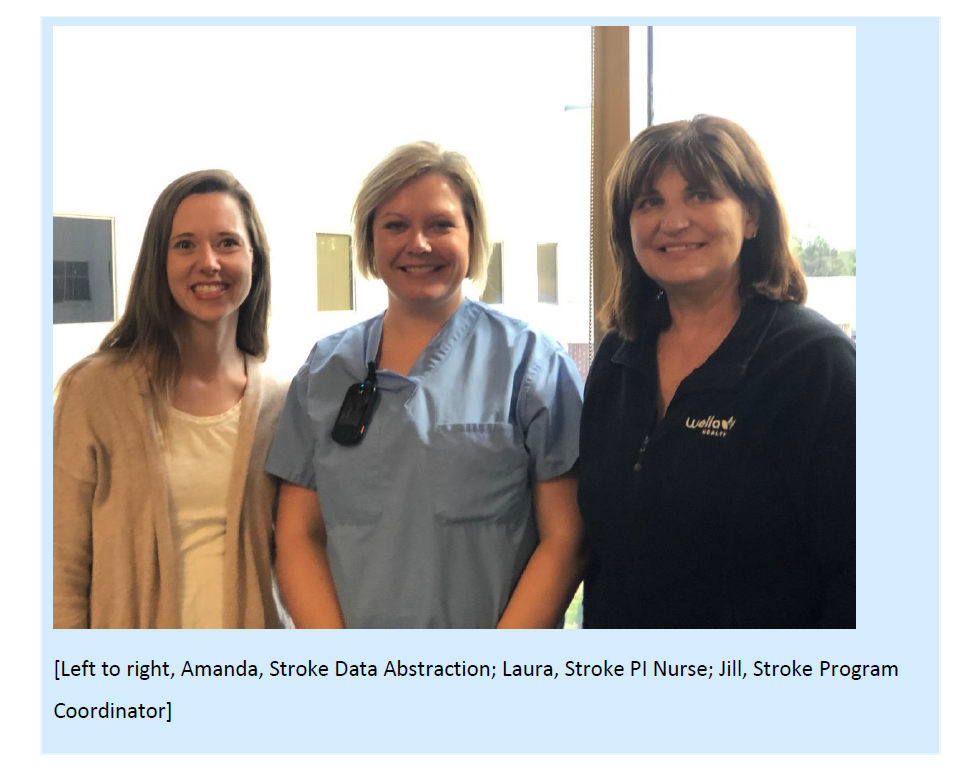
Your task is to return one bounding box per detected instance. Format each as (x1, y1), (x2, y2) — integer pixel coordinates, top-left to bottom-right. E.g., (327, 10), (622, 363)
(429, 423), (529, 523)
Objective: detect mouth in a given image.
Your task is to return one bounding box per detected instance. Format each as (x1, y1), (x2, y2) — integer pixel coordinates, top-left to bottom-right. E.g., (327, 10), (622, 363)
(658, 243), (705, 254)
(399, 265), (444, 274)
(190, 282), (230, 297)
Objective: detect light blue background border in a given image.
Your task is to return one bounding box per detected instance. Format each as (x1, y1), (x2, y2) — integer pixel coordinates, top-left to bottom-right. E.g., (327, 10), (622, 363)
(42, 16), (940, 754)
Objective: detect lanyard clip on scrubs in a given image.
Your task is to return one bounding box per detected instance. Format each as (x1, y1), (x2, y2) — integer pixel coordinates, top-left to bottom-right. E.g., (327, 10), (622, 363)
(331, 361), (380, 446)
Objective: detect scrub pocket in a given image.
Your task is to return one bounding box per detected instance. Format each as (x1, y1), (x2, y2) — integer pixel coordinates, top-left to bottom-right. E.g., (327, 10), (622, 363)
(430, 423), (529, 523)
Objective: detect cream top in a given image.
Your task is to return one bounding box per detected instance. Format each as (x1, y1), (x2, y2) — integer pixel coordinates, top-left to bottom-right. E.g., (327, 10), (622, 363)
(163, 399), (243, 629)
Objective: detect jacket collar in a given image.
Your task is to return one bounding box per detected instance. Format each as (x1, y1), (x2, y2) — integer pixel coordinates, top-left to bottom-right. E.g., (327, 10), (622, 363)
(611, 295), (779, 392)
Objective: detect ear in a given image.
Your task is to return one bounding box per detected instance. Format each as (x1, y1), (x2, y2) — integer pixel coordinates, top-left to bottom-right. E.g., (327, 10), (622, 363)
(744, 202), (761, 239)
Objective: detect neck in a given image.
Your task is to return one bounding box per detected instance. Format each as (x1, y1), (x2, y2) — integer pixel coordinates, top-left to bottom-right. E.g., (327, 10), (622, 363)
(377, 294), (463, 375)
(383, 293), (464, 340)
(665, 279), (742, 338)
(174, 316), (245, 380)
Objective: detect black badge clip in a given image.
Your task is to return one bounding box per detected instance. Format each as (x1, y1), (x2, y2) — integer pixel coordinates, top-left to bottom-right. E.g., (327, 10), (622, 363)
(331, 361), (380, 446)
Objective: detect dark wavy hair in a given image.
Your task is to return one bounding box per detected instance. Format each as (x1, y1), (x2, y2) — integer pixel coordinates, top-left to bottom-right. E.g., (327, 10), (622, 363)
(96, 169), (271, 423)
(601, 115), (806, 339)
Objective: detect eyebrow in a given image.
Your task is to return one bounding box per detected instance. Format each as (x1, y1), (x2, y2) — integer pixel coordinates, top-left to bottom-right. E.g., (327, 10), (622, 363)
(638, 178), (716, 198)
(376, 209), (459, 220)
(169, 230), (243, 243)
(170, 229), (242, 239)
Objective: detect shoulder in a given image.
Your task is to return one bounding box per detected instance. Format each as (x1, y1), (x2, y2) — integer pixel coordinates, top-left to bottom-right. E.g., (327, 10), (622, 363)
(585, 331), (632, 394)
(475, 302), (534, 342)
(56, 353), (141, 406)
(591, 331), (625, 368)
(245, 357), (289, 413)
(745, 300), (855, 409)
(473, 301), (569, 362)
(767, 300), (852, 343)
(305, 314), (381, 369)
(54, 354), (144, 445)
(755, 300), (855, 370)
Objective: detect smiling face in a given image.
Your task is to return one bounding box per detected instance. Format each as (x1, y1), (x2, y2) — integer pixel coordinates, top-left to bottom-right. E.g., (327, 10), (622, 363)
(166, 192), (253, 331)
(372, 173), (470, 319)
(629, 164), (758, 299)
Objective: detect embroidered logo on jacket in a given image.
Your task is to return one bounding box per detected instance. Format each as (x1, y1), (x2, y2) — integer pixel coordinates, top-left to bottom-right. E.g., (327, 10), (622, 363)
(685, 415), (735, 438)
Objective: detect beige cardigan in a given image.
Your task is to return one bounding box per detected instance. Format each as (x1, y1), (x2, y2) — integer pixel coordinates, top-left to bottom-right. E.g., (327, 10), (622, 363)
(53, 354), (287, 628)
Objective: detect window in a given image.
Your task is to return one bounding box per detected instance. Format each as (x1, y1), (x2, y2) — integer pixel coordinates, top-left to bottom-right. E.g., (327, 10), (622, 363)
(53, 260), (91, 303)
(537, 242), (558, 304)
(481, 243), (504, 304)
(316, 233), (354, 312)
(53, 26), (592, 379)
(646, 26), (856, 336)
(53, 214), (114, 324)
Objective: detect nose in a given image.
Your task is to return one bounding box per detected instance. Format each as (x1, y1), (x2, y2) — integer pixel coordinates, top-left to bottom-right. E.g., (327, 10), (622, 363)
(660, 201), (691, 233)
(197, 243), (220, 273)
(407, 229), (431, 254)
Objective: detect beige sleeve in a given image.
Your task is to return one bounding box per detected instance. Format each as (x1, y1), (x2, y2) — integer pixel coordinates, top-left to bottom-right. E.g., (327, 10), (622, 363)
(53, 371), (98, 629)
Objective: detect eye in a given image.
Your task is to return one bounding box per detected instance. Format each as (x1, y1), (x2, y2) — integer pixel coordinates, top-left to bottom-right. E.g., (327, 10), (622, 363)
(382, 221), (408, 233)
(690, 190), (714, 203)
(217, 236), (242, 249)
(635, 195), (663, 210)
(171, 238), (193, 250)
(431, 220), (456, 231)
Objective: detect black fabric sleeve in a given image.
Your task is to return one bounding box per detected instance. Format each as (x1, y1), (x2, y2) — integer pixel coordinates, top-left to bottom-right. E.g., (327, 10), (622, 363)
(804, 336), (857, 628)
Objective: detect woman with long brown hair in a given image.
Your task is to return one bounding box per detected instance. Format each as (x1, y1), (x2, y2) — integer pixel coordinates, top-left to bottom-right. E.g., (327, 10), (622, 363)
(579, 116), (855, 628)
(54, 170), (286, 628)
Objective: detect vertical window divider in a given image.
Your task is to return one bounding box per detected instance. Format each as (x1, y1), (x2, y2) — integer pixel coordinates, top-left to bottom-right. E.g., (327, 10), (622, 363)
(591, 26), (630, 352)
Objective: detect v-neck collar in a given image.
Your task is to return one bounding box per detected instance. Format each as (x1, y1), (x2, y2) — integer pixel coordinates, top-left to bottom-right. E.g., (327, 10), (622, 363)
(365, 298), (483, 384)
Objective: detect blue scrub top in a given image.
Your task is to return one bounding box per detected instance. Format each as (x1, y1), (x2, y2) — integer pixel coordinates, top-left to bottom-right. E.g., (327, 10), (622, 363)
(266, 299), (583, 628)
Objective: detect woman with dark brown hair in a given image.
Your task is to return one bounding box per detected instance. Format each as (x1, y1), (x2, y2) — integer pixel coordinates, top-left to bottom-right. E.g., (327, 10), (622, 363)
(54, 170), (286, 628)
(579, 115), (855, 628)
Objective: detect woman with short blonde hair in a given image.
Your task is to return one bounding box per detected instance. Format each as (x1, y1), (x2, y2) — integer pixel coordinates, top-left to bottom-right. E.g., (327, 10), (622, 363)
(352, 141), (492, 285)
(269, 142), (586, 629)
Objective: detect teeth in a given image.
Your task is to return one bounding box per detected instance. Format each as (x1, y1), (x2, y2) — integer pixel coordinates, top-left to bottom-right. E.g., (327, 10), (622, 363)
(402, 265), (439, 273)
(192, 283), (228, 295)
(662, 244), (702, 253)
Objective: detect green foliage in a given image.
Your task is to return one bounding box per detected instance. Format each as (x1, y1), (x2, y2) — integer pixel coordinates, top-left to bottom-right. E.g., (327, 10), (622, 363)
(792, 235), (855, 277)
(838, 248), (856, 276)
(563, 585), (584, 629)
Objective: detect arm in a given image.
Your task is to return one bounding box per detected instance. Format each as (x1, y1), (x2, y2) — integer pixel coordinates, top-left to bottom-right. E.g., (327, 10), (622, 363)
(806, 340), (856, 629)
(274, 481), (346, 629)
(497, 473), (586, 629)
(53, 466), (94, 628)
(53, 369), (96, 628)
(767, 327), (856, 628)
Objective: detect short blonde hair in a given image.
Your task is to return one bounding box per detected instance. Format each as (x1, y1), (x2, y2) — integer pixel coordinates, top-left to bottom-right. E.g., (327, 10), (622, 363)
(352, 141), (491, 285)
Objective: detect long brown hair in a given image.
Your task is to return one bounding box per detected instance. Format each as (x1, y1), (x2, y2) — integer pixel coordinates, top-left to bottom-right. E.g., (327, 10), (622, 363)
(60, 170), (271, 426)
(601, 115), (806, 339)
